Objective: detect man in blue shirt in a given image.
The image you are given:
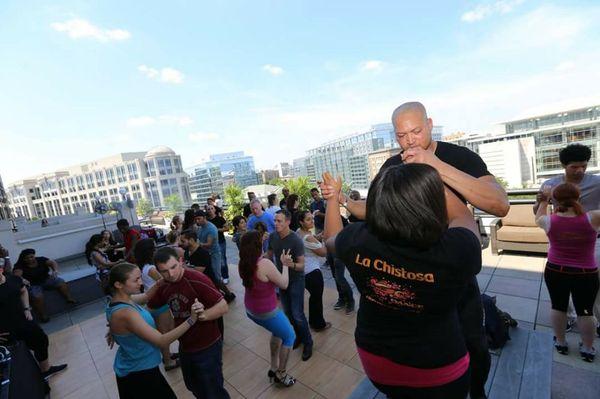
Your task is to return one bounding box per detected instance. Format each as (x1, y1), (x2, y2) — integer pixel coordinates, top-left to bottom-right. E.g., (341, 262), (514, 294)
(247, 199), (276, 233)
(309, 188), (326, 232)
(195, 210), (222, 281)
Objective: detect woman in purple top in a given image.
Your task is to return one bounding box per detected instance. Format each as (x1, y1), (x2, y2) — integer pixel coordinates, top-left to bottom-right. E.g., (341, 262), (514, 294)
(536, 182), (600, 362)
(238, 230), (296, 387)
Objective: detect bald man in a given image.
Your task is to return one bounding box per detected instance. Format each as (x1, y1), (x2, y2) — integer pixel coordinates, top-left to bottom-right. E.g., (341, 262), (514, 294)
(323, 102), (509, 399)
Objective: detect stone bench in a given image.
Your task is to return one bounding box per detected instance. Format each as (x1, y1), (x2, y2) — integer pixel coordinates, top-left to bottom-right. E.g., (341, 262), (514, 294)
(348, 328), (553, 399)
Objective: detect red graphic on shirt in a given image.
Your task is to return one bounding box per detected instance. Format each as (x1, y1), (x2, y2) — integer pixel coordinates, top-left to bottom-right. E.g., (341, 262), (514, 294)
(366, 277), (423, 312)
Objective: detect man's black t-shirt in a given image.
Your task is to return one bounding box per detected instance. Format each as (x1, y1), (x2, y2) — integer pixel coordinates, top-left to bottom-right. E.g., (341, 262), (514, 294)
(380, 141), (491, 204)
(185, 248), (215, 283)
(209, 216), (227, 243)
(14, 257), (50, 285)
(0, 275), (27, 332)
(335, 222), (481, 368)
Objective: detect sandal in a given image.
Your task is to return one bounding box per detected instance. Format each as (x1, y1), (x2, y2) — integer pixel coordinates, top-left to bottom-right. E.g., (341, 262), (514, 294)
(274, 370), (296, 387)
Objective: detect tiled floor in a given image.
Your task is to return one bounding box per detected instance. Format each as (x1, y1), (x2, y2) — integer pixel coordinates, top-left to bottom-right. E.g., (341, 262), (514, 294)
(44, 244), (600, 398)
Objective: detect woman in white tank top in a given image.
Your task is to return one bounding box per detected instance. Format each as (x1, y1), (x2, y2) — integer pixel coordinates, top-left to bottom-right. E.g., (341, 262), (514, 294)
(297, 211), (331, 332)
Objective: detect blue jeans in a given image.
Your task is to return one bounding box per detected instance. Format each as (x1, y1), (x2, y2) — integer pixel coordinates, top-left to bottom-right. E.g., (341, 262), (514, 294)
(330, 255), (354, 304)
(180, 340), (230, 399)
(209, 249), (222, 282)
(218, 241), (229, 280)
(280, 278), (313, 346)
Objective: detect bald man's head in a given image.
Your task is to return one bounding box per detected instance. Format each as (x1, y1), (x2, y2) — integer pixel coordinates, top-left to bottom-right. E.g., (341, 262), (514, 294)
(391, 101), (434, 151)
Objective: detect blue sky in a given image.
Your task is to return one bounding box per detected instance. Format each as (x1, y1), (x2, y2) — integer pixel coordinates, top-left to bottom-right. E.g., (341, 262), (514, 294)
(1, 0), (600, 183)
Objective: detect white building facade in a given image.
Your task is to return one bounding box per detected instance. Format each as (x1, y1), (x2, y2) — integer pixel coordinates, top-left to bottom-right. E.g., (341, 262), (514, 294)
(7, 146), (191, 219)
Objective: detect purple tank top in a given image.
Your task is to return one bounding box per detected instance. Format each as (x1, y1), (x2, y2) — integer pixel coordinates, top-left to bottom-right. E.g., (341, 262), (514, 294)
(548, 213), (597, 268)
(244, 273), (278, 314)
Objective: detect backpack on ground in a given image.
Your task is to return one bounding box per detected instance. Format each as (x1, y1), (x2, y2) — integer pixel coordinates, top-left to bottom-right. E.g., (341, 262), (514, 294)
(482, 294), (518, 350)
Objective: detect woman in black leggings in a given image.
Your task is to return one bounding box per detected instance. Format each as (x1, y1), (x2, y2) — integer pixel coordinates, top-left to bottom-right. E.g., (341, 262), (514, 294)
(0, 264), (67, 380)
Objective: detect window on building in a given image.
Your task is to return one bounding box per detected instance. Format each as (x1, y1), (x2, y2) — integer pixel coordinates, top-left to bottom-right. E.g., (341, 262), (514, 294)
(157, 158), (173, 175)
(95, 171), (106, 187)
(145, 160), (156, 176)
(127, 163), (139, 180)
(106, 169), (116, 185)
(116, 165), (127, 182)
(85, 173), (95, 188)
(174, 158), (182, 173)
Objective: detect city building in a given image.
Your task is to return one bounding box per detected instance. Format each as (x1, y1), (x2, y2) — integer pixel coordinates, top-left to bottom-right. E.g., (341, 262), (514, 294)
(7, 146), (191, 219)
(431, 125), (444, 141)
(201, 151), (258, 188)
(258, 169), (280, 184)
(187, 165), (224, 205)
(367, 147), (402, 181)
(292, 156), (317, 183)
(276, 162), (292, 179)
(306, 124), (395, 190)
(0, 174), (10, 219)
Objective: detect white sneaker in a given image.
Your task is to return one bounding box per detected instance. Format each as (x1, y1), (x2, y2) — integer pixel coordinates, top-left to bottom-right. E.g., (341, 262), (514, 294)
(223, 278), (229, 284)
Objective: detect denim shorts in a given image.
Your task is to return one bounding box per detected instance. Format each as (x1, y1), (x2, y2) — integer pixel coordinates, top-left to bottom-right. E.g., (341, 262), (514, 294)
(29, 275), (64, 298)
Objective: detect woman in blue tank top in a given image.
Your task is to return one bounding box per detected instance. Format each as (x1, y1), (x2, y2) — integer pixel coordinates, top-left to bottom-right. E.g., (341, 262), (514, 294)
(106, 263), (204, 399)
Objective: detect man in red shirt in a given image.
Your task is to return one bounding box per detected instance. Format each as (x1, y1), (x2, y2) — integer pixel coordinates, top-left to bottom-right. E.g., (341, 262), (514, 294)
(148, 247), (230, 399)
(116, 219), (140, 263)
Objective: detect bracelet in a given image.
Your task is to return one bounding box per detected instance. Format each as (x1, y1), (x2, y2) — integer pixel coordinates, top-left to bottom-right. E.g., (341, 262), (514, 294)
(186, 317), (196, 327)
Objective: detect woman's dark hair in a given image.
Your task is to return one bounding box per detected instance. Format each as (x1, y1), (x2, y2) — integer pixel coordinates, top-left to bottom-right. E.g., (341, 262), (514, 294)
(165, 230), (178, 244)
(366, 164), (448, 248)
(182, 209), (196, 231)
(254, 221), (268, 235)
(15, 248), (36, 267)
(108, 263), (138, 294)
(297, 210), (311, 227)
(286, 194), (299, 211)
(238, 231), (263, 289)
(232, 215), (246, 232)
(267, 193), (277, 206)
(133, 239), (156, 268)
(559, 144), (591, 165)
(552, 183), (584, 215)
(180, 229), (198, 241)
(101, 229), (116, 245)
(85, 234), (104, 265)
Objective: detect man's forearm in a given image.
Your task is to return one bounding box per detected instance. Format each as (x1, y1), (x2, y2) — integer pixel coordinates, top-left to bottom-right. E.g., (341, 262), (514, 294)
(201, 300), (228, 321)
(436, 162), (509, 217)
(344, 199), (366, 220)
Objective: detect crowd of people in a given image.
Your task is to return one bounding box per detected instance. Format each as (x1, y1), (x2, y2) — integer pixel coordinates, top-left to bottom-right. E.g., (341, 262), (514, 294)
(1, 101), (598, 399)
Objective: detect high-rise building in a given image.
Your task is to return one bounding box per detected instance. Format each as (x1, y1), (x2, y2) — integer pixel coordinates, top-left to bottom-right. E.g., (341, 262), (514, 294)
(306, 124), (395, 189)
(202, 151), (258, 188)
(432, 125), (444, 141)
(367, 148), (402, 181)
(7, 146), (191, 219)
(0, 174), (10, 220)
(259, 169), (280, 184)
(292, 157), (317, 183)
(187, 165), (224, 205)
(276, 162), (291, 178)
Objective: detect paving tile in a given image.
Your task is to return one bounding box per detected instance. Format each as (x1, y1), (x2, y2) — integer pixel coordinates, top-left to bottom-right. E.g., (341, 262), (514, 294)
(49, 349), (100, 398)
(552, 361), (600, 399)
(486, 275), (541, 299)
(63, 376), (108, 399)
(223, 343), (263, 379)
(227, 356), (272, 398)
(484, 292), (538, 323)
(551, 332), (600, 374)
(48, 324), (88, 359)
(69, 299), (107, 325)
(476, 273), (492, 291)
(257, 381), (320, 399)
(536, 300), (552, 328)
(41, 312), (73, 335)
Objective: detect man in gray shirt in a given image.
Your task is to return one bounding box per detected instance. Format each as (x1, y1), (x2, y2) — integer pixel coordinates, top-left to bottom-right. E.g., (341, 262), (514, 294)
(267, 209), (314, 360)
(534, 143), (600, 336)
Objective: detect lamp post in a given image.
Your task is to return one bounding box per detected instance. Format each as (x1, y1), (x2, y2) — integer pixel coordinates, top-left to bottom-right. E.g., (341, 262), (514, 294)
(94, 194), (108, 230)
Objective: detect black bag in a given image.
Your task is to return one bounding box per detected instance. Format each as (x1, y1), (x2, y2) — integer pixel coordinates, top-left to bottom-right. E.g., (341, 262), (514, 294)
(482, 294), (517, 350)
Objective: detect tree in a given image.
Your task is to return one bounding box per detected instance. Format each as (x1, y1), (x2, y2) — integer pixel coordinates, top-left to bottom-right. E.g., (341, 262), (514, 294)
(164, 194), (183, 218)
(136, 198), (153, 218)
(496, 177), (509, 189)
(285, 177), (314, 210)
(224, 184), (245, 221)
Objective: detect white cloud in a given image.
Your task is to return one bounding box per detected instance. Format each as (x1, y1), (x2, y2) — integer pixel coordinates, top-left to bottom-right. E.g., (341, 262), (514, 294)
(359, 60), (385, 72)
(138, 65), (184, 84)
(50, 18), (131, 42)
(462, 0), (524, 22)
(262, 64), (284, 76)
(554, 61), (576, 72)
(126, 115), (193, 128)
(189, 132), (219, 142)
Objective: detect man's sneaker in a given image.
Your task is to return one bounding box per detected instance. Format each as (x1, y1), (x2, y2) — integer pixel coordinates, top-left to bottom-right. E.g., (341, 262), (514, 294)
(345, 302), (355, 315)
(333, 299), (345, 311)
(223, 278), (229, 284)
(42, 364), (68, 380)
(579, 343), (596, 363)
(224, 292), (236, 303)
(553, 337), (568, 355)
(312, 322), (332, 332)
(566, 320), (576, 332)
(302, 344), (313, 361)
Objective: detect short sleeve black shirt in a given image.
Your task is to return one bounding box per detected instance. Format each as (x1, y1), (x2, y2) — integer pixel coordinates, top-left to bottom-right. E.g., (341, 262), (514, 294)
(0, 275), (27, 332)
(380, 141), (491, 204)
(209, 216), (227, 243)
(14, 257), (50, 285)
(268, 231), (305, 282)
(335, 222), (481, 368)
(185, 248), (215, 283)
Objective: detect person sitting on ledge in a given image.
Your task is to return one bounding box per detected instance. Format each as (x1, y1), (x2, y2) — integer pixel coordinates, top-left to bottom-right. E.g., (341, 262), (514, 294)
(13, 248), (78, 323)
(322, 165), (481, 399)
(0, 261), (67, 380)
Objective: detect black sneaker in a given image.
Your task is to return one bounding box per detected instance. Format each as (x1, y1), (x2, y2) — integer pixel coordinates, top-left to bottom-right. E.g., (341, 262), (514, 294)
(302, 344), (313, 361)
(224, 292), (236, 303)
(553, 337), (568, 355)
(345, 301), (355, 315)
(333, 299), (345, 311)
(579, 343), (596, 363)
(42, 364), (68, 380)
